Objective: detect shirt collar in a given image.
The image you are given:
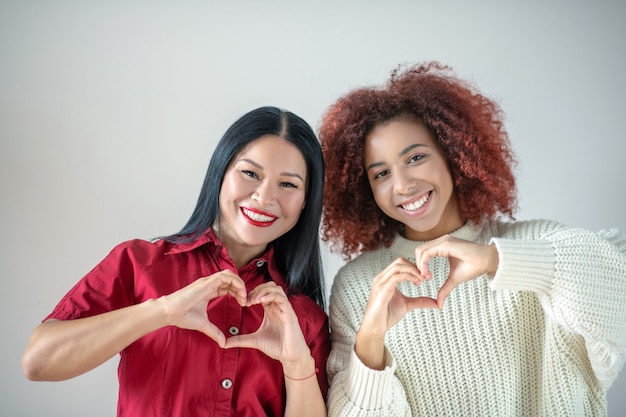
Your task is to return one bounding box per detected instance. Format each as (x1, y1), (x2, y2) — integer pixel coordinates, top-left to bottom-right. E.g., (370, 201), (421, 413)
(165, 230), (223, 255)
(165, 230), (286, 287)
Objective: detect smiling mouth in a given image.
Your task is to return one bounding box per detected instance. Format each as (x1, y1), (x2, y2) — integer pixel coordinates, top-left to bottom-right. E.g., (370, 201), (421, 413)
(400, 192), (430, 211)
(242, 207), (277, 225)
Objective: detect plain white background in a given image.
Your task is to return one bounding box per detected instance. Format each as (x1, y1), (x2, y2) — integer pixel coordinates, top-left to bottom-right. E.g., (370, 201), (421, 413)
(1, 1), (624, 415)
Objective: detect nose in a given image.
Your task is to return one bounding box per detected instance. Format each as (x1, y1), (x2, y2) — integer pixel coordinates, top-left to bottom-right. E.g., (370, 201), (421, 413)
(393, 172), (416, 195)
(252, 180), (276, 206)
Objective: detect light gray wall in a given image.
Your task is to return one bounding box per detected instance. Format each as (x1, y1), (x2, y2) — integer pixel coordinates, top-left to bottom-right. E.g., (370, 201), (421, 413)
(2, 1), (624, 415)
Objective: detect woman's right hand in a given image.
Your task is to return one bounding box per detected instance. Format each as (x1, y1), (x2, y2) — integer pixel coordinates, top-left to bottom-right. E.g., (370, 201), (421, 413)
(22, 269), (248, 381)
(355, 258), (438, 369)
(158, 269), (248, 347)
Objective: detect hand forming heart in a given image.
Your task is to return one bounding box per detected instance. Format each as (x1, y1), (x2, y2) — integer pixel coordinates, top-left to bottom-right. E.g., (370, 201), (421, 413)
(414, 234), (499, 309)
(157, 270), (310, 366)
(360, 234), (499, 337)
(224, 281), (311, 365)
(355, 235), (499, 369)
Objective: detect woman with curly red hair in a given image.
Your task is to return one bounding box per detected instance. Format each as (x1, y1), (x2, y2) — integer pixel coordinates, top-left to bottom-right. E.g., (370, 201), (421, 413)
(321, 62), (626, 416)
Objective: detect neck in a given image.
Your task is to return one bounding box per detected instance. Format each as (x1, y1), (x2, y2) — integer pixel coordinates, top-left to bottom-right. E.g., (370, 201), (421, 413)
(212, 225), (266, 269)
(404, 196), (465, 241)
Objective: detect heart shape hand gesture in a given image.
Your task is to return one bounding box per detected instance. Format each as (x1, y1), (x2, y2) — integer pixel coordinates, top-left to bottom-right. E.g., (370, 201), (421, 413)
(224, 281), (311, 365)
(355, 235), (499, 369)
(158, 270), (311, 367)
(158, 269), (248, 348)
(414, 234), (499, 309)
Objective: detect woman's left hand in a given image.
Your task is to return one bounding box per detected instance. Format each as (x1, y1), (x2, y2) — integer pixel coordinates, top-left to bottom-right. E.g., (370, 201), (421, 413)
(223, 282), (310, 366)
(414, 234), (499, 308)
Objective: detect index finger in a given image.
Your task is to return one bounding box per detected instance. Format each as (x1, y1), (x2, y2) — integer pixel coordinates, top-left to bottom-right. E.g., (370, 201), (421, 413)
(378, 258), (426, 286)
(414, 237), (453, 279)
(209, 270), (248, 305)
(436, 278), (458, 309)
(247, 282), (289, 307)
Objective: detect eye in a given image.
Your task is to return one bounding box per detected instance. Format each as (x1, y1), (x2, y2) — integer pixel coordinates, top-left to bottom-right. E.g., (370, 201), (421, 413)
(373, 169), (390, 180)
(241, 169), (259, 180)
(408, 154), (425, 163)
(280, 181), (299, 188)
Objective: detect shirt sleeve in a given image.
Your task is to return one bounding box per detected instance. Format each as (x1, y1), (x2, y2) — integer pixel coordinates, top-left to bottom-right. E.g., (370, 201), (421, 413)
(45, 240), (145, 321)
(326, 266), (412, 417)
(306, 306), (332, 399)
(489, 222), (626, 390)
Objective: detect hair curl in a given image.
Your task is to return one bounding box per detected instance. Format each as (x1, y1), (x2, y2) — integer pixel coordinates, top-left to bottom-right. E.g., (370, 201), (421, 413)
(320, 61), (518, 259)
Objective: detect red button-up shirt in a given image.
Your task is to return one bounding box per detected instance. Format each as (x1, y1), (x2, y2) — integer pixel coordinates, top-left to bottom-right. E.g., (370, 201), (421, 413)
(45, 231), (330, 417)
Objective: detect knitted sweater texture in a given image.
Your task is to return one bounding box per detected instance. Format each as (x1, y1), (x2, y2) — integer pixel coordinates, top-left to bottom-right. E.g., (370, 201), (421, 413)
(326, 220), (626, 417)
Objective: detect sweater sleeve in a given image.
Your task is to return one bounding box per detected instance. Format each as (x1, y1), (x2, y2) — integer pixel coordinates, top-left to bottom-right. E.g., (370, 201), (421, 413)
(326, 264), (412, 417)
(489, 222), (626, 390)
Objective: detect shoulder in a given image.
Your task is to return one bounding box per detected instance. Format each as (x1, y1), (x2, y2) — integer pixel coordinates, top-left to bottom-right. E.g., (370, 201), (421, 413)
(484, 219), (624, 250)
(102, 238), (175, 269)
(336, 249), (387, 278)
(331, 247), (395, 298)
(483, 219), (568, 239)
(110, 238), (171, 257)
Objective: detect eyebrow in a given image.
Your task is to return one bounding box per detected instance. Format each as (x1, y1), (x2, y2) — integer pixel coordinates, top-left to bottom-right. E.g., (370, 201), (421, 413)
(365, 143), (427, 173)
(239, 158), (305, 182)
(399, 143), (426, 156)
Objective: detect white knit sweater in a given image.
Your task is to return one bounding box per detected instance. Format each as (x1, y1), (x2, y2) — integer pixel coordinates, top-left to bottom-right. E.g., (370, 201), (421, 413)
(326, 220), (626, 417)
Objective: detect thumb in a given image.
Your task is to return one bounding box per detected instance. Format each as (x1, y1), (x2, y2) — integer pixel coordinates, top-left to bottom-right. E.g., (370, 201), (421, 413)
(224, 333), (259, 350)
(404, 296), (439, 311)
(199, 322), (227, 348)
(436, 279), (458, 309)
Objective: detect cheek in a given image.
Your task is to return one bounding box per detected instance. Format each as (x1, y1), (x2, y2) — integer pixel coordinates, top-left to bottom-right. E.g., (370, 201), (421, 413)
(283, 194), (306, 217)
(223, 174), (254, 199)
(370, 187), (395, 219)
(218, 177), (234, 207)
(370, 182), (390, 205)
(429, 162), (454, 191)
(438, 171), (455, 195)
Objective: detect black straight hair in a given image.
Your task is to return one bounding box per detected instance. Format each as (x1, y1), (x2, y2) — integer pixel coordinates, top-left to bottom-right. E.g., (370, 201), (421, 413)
(164, 106), (325, 309)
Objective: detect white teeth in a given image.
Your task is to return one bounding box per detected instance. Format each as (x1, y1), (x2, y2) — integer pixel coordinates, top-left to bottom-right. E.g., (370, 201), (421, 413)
(402, 193), (429, 211)
(243, 208), (275, 222)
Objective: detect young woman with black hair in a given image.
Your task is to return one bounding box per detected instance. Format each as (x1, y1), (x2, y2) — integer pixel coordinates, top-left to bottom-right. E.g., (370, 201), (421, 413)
(22, 106), (330, 417)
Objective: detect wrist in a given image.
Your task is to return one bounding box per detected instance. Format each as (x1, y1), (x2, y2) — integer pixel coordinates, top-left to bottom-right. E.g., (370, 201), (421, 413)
(282, 355), (316, 380)
(487, 244), (500, 276)
(355, 331), (386, 370)
(153, 296), (175, 327)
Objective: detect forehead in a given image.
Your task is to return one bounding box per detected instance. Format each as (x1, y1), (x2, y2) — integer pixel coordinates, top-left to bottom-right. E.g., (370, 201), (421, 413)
(365, 119), (435, 156)
(235, 135), (307, 172)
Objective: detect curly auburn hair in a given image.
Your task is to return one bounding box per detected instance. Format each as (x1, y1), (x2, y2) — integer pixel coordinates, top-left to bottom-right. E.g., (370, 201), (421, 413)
(320, 61), (518, 259)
